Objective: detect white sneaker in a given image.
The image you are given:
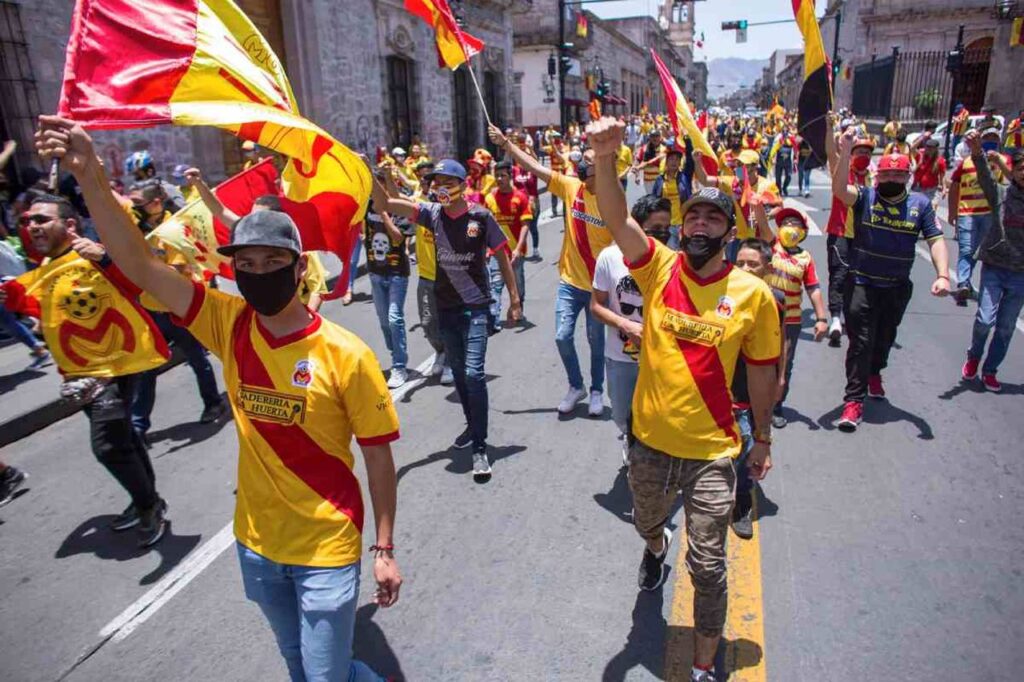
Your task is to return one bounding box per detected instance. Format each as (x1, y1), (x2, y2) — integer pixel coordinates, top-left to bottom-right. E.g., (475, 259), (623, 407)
(430, 352), (446, 377)
(386, 367), (408, 389)
(440, 366), (454, 385)
(557, 386), (586, 414)
(587, 390), (604, 417)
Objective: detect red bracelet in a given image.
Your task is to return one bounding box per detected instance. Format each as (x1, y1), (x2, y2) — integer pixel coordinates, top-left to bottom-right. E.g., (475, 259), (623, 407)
(369, 544), (394, 553)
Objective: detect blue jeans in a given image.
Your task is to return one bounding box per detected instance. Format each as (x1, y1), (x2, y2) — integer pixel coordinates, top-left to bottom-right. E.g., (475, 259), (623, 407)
(236, 544), (383, 682)
(369, 273), (409, 369)
(439, 307), (490, 449)
(968, 264), (1024, 375)
(605, 357), (639, 435)
(734, 408), (754, 497)
(797, 158), (810, 194)
(528, 209), (540, 250)
(348, 239), (363, 290)
(132, 312), (220, 433)
(487, 254), (525, 326)
(0, 307), (40, 350)
(555, 281), (605, 393)
(956, 214), (993, 291)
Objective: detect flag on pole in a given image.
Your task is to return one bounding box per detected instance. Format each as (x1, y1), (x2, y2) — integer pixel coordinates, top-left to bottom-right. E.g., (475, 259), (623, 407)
(405, 0), (484, 70)
(57, 0), (370, 297)
(792, 0), (833, 166)
(576, 12), (589, 39)
(650, 49), (718, 174)
(588, 96), (602, 122)
(1011, 17), (1024, 47)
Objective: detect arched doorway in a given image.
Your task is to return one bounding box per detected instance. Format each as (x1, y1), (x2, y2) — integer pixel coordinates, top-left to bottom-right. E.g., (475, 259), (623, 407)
(954, 36), (992, 113)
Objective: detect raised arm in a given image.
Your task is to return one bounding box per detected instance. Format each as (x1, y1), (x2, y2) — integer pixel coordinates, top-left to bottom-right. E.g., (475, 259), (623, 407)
(587, 117), (648, 263)
(36, 116), (194, 318)
(832, 128), (859, 207)
(692, 151), (718, 188)
(0, 140), (15, 169)
(489, 125), (552, 184)
(369, 171), (419, 221)
(184, 168), (240, 228)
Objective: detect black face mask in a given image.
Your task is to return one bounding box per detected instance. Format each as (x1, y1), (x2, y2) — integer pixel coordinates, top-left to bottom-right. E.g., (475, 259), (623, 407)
(877, 181), (906, 200)
(648, 229), (671, 245)
(235, 261), (299, 316)
(681, 234), (726, 270)
(576, 162), (591, 181)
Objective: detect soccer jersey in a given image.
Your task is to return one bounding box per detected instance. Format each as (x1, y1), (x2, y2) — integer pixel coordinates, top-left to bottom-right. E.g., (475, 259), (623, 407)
(717, 175), (781, 239)
(298, 252), (328, 305)
(484, 188), (534, 253)
(851, 186), (942, 286)
(766, 243), (820, 325)
(616, 144), (634, 178)
(6, 250), (169, 377)
(827, 170), (872, 238)
(179, 283), (399, 567)
(913, 153), (946, 191)
(627, 239), (781, 461)
(952, 156), (1007, 217)
(661, 173), (684, 225)
(548, 174), (614, 291)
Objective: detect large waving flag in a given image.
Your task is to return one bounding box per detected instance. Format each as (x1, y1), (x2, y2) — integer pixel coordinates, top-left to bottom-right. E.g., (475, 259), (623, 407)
(57, 0), (369, 295)
(650, 49), (718, 175)
(405, 0), (484, 70)
(793, 0), (833, 166)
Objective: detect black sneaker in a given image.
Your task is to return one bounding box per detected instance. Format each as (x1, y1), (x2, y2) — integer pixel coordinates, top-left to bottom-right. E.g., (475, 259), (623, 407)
(200, 399), (228, 424)
(638, 527), (673, 591)
(771, 411), (787, 429)
(137, 501), (167, 548)
(472, 449), (492, 481)
(691, 669), (718, 682)
(452, 428), (473, 450)
(732, 496), (754, 540)
(110, 504), (141, 531)
(0, 466), (28, 508)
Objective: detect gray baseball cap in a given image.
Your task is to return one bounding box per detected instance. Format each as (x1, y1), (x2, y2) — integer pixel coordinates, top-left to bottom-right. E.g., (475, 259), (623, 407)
(217, 210), (303, 257)
(681, 187), (736, 225)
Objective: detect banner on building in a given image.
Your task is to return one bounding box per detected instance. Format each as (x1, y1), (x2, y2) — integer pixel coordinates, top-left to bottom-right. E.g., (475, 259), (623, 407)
(58, 0), (370, 297)
(792, 0), (833, 167)
(576, 12), (588, 39)
(405, 0), (484, 70)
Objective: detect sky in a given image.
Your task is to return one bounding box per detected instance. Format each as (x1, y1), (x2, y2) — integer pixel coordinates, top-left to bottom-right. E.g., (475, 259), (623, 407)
(586, 0), (827, 62)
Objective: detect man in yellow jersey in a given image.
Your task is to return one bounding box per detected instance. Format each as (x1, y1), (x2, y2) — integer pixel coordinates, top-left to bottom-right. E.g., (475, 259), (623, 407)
(589, 116), (780, 682)
(635, 128), (665, 193)
(949, 127), (1008, 305)
(543, 132), (569, 217)
(650, 140), (694, 249)
(38, 115), (403, 682)
(693, 148), (780, 246)
(491, 124), (610, 416)
(485, 160), (533, 329)
(615, 140), (633, 191)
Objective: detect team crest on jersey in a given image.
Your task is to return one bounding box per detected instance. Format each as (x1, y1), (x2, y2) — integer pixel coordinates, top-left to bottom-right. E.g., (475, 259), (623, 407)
(466, 221), (480, 238)
(715, 296), (735, 319)
(291, 359), (315, 388)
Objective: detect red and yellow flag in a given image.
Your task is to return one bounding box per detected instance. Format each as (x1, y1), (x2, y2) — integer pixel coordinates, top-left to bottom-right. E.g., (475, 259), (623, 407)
(1011, 17), (1024, 47)
(405, 0), (484, 70)
(57, 0), (369, 296)
(793, 0), (833, 166)
(588, 96), (602, 122)
(576, 12), (589, 39)
(650, 49), (717, 174)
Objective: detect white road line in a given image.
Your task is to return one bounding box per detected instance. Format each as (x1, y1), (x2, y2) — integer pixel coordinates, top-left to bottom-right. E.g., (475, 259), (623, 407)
(782, 197), (823, 236)
(96, 353), (438, 645)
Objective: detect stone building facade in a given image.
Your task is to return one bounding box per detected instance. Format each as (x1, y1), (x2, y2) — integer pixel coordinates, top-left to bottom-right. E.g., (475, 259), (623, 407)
(0, 0), (525, 187)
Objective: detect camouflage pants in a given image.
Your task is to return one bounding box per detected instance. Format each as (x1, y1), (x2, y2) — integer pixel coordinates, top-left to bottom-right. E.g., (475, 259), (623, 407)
(628, 440), (736, 637)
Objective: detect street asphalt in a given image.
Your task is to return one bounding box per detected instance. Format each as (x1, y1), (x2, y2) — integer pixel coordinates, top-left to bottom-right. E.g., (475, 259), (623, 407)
(1, 171), (1022, 681)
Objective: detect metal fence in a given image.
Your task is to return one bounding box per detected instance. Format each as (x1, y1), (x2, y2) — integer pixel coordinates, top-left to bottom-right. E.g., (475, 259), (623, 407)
(852, 46), (992, 123)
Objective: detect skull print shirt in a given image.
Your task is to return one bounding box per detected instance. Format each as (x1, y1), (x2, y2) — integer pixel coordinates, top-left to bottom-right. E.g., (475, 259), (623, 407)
(363, 210), (411, 278)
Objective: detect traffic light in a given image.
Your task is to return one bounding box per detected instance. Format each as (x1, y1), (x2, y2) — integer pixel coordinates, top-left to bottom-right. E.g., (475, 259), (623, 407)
(721, 20), (748, 30)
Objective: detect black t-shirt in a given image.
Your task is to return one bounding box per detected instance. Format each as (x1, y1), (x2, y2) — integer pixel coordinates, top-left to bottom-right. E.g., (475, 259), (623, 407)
(731, 287), (786, 407)
(414, 202), (506, 310)
(364, 211), (410, 277)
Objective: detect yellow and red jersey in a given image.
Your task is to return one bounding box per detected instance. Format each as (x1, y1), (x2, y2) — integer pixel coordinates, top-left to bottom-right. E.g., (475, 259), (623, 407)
(180, 283), (400, 567)
(6, 250), (169, 377)
(827, 170), (872, 238)
(548, 173), (613, 291)
(766, 243), (820, 325)
(484, 188), (534, 253)
(544, 144), (568, 172)
(716, 175), (781, 239)
(952, 155), (1007, 217)
(1007, 118), (1023, 150)
(626, 239), (782, 461)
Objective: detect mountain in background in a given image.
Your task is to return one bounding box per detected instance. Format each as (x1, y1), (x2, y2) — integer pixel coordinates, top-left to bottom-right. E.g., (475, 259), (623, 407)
(706, 57), (768, 101)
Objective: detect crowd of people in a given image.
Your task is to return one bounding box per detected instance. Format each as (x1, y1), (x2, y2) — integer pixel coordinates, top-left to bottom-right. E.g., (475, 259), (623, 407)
(0, 99), (1020, 682)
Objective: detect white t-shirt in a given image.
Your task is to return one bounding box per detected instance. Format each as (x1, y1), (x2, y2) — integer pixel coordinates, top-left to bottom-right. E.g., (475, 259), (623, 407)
(592, 243), (643, 363)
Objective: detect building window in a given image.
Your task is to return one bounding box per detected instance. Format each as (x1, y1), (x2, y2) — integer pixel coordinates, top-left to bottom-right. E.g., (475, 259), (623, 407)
(452, 68), (473, 161)
(484, 71), (500, 128)
(0, 1), (43, 187)
(387, 56), (414, 149)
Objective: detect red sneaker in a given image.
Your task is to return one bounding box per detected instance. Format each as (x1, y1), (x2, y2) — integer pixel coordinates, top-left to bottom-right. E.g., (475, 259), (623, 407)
(962, 356), (980, 381)
(837, 401), (863, 432)
(867, 374), (885, 399)
(982, 373), (1002, 392)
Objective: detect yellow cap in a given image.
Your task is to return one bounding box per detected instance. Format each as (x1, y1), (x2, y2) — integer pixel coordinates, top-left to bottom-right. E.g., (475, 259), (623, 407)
(738, 149), (760, 165)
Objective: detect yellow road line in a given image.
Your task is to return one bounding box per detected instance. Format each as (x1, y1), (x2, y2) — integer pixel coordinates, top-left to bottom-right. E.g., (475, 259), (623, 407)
(665, 497), (767, 681)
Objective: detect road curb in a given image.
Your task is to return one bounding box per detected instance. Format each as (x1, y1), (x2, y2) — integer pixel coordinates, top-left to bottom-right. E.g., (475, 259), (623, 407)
(0, 349), (186, 449)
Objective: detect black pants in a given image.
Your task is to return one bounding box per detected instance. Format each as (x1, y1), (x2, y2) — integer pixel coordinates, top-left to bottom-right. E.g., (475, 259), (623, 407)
(843, 281), (913, 403)
(775, 152), (792, 195)
(826, 235), (852, 318)
(775, 323), (802, 410)
(85, 376), (159, 510)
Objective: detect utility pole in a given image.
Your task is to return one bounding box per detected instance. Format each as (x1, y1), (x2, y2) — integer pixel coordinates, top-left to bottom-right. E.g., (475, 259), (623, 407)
(943, 25), (965, 162)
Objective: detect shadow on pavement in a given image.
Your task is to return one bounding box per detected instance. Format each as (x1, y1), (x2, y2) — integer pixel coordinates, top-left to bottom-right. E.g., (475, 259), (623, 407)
(442, 374), (499, 404)
(55, 515), (202, 585)
(939, 379), (1024, 399)
(593, 465), (633, 524)
(816, 399), (933, 439)
(777, 406), (821, 431)
(756, 486), (779, 520)
(148, 411), (234, 457)
(396, 445), (527, 482)
(602, 588), (763, 681)
(0, 368), (47, 395)
(352, 604), (405, 681)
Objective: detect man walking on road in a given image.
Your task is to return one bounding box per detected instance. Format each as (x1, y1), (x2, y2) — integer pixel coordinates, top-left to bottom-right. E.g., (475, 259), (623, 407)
(590, 117), (781, 682)
(830, 130), (951, 431)
(492, 124), (611, 417)
(38, 116), (403, 682)
(373, 159), (521, 479)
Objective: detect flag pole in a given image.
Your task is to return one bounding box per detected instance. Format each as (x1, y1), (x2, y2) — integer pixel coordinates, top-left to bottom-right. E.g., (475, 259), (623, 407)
(464, 62), (493, 129)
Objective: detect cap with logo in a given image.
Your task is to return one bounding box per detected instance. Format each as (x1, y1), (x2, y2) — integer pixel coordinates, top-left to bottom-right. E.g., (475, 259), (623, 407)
(877, 153), (911, 172)
(773, 206), (809, 228)
(681, 187), (736, 224)
(217, 210), (303, 257)
(425, 159), (467, 181)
